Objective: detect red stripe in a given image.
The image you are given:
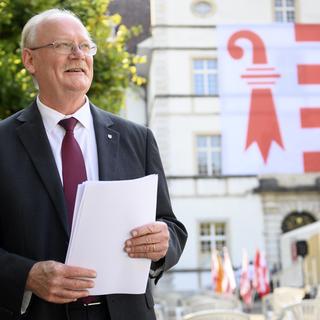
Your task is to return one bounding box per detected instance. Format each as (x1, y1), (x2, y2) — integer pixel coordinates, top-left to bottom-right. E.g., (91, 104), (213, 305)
(246, 68), (275, 71)
(241, 74), (280, 79)
(298, 65), (320, 84)
(304, 152), (320, 172)
(300, 108), (320, 128)
(295, 24), (320, 42)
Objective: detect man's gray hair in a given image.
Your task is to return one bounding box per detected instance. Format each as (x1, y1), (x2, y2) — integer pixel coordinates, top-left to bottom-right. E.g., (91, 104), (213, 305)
(21, 8), (90, 49)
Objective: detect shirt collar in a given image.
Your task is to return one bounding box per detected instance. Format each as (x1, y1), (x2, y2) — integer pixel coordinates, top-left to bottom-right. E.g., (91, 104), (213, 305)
(37, 96), (92, 132)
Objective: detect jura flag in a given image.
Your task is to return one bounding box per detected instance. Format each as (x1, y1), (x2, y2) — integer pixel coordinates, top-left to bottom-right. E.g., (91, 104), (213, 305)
(217, 24), (320, 175)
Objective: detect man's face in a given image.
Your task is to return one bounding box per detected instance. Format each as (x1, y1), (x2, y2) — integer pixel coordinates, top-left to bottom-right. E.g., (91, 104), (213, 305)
(25, 16), (94, 100)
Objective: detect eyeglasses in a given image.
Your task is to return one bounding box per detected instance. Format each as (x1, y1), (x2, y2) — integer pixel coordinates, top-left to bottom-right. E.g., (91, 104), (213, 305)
(29, 40), (97, 56)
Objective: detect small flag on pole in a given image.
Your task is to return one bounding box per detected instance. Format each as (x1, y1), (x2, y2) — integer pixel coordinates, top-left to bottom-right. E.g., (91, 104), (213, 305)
(240, 249), (253, 305)
(222, 247), (236, 294)
(211, 249), (224, 293)
(253, 249), (270, 298)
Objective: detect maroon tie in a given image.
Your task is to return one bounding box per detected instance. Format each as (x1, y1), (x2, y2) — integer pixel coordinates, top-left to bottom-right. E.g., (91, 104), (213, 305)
(59, 117), (87, 227)
(60, 118), (99, 304)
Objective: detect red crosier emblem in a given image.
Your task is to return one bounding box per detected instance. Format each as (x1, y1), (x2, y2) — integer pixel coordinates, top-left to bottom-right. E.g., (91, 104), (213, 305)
(227, 30), (284, 163)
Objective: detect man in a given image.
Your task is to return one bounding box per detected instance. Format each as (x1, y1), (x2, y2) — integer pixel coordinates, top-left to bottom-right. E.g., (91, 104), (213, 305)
(0, 8), (187, 320)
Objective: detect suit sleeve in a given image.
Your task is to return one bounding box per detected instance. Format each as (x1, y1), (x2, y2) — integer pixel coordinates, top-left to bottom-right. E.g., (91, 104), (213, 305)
(145, 128), (187, 283)
(0, 248), (35, 318)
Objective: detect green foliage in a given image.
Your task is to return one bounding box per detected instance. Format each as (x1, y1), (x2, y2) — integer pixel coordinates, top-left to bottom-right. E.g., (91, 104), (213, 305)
(0, 0), (146, 118)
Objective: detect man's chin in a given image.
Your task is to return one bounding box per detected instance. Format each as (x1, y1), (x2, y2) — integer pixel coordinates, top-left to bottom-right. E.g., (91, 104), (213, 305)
(64, 82), (91, 94)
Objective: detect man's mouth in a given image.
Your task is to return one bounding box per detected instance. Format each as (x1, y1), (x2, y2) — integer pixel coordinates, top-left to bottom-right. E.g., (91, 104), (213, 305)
(65, 68), (85, 73)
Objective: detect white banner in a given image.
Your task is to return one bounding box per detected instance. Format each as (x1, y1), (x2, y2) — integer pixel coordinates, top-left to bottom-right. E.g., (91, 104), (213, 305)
(217, 24), (320, 175)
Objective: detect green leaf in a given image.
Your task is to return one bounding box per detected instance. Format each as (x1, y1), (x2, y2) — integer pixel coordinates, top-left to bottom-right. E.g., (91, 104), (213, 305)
(0, 0), (145, 118)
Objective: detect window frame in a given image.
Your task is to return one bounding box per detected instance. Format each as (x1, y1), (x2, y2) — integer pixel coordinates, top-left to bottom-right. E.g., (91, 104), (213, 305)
(195, 134), (221, 176)
(198, 220), (228, 267)
(273, 0), (296, 22)
(191, 0), (216, 17)
(192, 58), (218, 96)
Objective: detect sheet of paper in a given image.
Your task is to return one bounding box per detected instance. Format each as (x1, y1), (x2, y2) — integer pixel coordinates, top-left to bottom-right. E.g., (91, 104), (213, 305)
(65, 174), (158, 295)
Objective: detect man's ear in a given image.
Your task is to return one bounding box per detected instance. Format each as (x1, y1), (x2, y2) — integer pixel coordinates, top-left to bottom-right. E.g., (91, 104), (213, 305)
(22, 48), (36, 74)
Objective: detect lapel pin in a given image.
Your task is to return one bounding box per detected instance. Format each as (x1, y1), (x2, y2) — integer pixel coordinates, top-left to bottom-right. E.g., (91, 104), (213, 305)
(107, 134), (112, 139)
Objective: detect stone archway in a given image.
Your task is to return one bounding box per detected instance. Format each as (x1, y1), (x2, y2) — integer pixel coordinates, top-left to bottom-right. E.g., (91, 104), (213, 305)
(281, 211), (317, 233)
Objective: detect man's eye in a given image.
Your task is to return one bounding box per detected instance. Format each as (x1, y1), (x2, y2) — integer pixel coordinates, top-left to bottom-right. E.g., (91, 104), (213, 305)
(56, 42), (72, 49)
(80, 43), (91, 51)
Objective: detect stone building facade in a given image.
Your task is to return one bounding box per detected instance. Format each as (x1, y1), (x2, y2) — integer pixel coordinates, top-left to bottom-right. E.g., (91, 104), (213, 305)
(120, 0), (320, 290)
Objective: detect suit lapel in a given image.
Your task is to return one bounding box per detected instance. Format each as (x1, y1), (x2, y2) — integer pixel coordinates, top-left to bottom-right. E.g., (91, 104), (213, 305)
(15, 102), (119, 236)
(16, 102), (69, 237)
(90, 104), (120, 181)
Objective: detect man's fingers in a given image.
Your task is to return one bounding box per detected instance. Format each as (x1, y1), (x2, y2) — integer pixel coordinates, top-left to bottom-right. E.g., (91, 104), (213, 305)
(39, 282), (91, 303)
(125, 221), (169, 262)
(63, 265), (97, 279)
(55, 288), (90, 300)
(127, 221), (169, 246)
(130, 222), (166, 237)
(30, 260), (96, 280)
(125, 240), (169, 262)
(63, 277), (95, 291)
(126, 235), (161, 247)
(47, 289), (90, 304)
(126, 243), (165, 254)
(128, 251), (163, 261)
(26, 260), (97, 304)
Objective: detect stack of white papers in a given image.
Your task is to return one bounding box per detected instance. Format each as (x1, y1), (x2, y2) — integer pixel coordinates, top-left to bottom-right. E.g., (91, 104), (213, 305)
(65, 174), (158, 295)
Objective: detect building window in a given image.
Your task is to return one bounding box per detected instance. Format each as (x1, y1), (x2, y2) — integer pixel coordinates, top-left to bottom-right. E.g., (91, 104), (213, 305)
(274, 0), (295, 22)
(281, 211), (316, 233)
(191, 0), (215, 17)
(193, 59), (218, 95)
(196, 135), (221, 175)
(199, 221), (227, 266)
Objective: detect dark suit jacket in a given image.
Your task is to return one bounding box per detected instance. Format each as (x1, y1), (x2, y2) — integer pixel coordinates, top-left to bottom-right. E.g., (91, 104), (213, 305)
(0, 101), (187, 320)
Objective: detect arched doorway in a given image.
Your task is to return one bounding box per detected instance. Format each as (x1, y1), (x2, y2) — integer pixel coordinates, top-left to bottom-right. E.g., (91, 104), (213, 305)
(281, 211), (316, 233)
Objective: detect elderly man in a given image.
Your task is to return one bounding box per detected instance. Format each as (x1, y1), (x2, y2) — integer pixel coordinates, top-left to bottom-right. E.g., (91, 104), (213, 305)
(0, 8), (187, 320)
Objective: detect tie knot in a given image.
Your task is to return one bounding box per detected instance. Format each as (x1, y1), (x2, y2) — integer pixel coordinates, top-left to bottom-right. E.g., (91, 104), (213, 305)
(59, 117), (78, 132)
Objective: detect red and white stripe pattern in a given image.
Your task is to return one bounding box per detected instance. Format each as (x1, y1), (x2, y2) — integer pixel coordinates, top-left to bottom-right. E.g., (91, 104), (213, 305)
(296, 24), (320, 172)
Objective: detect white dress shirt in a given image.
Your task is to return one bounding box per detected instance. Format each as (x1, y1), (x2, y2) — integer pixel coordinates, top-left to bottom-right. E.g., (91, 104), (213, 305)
(22, 96), (99, 313)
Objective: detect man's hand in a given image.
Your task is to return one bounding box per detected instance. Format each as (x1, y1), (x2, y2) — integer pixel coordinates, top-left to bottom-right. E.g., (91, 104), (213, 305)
(124, 221), (169, 262)
(25, 261), (96, 304)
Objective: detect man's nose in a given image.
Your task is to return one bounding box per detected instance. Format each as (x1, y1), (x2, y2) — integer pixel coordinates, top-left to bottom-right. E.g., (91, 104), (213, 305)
(71, 45), (85, 58)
